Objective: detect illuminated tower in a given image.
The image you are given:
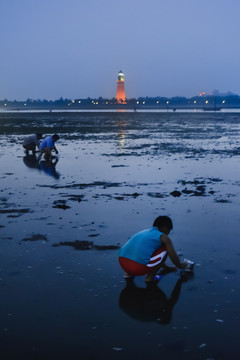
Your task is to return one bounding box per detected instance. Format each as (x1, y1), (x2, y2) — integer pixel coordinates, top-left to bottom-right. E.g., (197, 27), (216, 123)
(116, 70), (126, 103)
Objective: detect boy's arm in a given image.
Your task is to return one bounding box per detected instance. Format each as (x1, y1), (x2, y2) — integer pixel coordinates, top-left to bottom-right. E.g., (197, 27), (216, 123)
(160, 234), (187, 269)
(53, 145), (58, 154)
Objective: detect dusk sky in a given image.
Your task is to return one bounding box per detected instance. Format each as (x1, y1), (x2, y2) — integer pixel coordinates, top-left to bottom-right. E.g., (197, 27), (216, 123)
(1, 0), (240, 100)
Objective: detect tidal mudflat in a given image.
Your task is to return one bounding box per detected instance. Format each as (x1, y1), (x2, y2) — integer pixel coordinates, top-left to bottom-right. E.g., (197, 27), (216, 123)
(0, 111), (240, 360)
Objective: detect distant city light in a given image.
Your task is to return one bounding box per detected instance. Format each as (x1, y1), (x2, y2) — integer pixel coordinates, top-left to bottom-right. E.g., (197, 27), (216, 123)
(194, 100), (197, 104)
(78, 101), (81, 103)
(72, 100), (75, 103)
(143, 101), (145, 104)
(24, 103), (27, 106)
(156, 101), (159, 103)
(222, 100), (225, 103)
(166, 101), (169, 104)
(4, 104), (7, 106)
(205, 100), (208, 104)
(136, 101), (139, 104)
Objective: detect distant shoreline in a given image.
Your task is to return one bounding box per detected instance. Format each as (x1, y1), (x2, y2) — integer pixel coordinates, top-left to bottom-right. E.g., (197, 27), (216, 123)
(1, 95), (240, 113)
(1, 107), (240, 114)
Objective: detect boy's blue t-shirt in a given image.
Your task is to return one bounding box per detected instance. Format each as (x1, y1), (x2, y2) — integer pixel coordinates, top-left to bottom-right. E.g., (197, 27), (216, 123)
(119, 227), (163, 265)
(39, 136), (54, 150)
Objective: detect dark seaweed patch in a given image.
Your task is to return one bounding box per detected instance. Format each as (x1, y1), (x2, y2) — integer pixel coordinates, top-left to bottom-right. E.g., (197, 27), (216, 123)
(53, 200), (71, 210)
(37, 181), (122, 189)
(123, 192), (141, 198)
(111, 165), (129, 168)
(181, 189), (195, 195)
(170, 190), (182, 197)
(59, 193), (84, 202)
(178, 177), (222, 186)
(53, 204), (71, 209)
(0, 208), (30, 214)
(114, 192), (141, 200)
(147, 192), (166, 198)
(53, 240), (120, 251)
(94, 244), (120, 250)
(21, 234), (47, 242)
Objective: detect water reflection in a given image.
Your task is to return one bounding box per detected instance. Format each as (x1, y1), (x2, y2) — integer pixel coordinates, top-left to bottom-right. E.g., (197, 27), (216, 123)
(23, 154), (40, 170)
(117, 120), (126, 148)
(23, 155), (60, 179)
(39, 158), (60, 179)
(119, 278), (186, 325)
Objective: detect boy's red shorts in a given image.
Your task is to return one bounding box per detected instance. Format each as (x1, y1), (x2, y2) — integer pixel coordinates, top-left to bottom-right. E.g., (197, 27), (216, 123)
(119, 246), (167, 276)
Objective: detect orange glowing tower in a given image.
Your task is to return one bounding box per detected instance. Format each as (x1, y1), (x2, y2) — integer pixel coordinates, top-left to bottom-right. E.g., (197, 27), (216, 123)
(116, 70), (126, 103)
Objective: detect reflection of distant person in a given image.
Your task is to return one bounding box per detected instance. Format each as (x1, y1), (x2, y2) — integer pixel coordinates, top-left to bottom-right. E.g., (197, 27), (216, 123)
(119, 278), (184, 324)
(39, 158), (60, 179)
(39, 134), (59, 160)
(119, 216), (188, 283)
(22, 133), (42, 155)
(23, 154), (40, 170)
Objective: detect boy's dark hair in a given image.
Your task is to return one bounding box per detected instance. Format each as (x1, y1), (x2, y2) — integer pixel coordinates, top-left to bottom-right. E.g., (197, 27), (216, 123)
(36, 133), (42, 139)
(153, 216), (173, 230)
(52, 134), (59, 141)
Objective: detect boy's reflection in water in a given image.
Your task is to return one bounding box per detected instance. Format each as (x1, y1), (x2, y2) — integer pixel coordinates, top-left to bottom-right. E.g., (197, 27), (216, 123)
(23, 155), (60, 179)
(119, 274), (192, 325)
(39, 158), (60, 179)
(23, 154), (40, 170)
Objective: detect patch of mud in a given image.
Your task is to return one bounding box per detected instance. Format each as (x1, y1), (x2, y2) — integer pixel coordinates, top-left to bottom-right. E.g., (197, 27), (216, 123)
(147, 192), (166, 198)
(170, 190), (182, 197)
(178, 177), (222, 185)
(114, 192), (141, 200)
(169, 177), (224, 198)
(37, 181), (122, 189)
(53, 200), (71, 210)
(21, 234), (48, 242)
(60, 194), (84, 202)
(0, 209), (31, 215)
(102, 152), (140, 157)
(53, 240), (120, 250)
(111, 165), (129, 168)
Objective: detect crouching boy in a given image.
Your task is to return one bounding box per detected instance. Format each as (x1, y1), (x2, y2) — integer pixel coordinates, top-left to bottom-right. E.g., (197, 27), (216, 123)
(119, 216), (187, 283)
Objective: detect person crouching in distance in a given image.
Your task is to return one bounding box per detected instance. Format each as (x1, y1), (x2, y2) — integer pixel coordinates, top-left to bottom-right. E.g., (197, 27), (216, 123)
(119, 216), (187, 283)
(22, 133), (42, 155)
(38, 134), (59, 160)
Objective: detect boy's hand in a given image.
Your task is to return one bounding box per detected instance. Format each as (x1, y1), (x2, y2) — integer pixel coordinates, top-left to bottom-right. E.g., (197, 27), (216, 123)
(179, 261), (188, 269)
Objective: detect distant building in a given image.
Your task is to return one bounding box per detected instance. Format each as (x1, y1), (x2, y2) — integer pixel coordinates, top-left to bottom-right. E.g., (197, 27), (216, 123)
(116, 70), (126, 103)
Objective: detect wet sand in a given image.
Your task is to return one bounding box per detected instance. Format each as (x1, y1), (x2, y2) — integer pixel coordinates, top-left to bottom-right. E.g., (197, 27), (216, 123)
(0, 112), (240, 359)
